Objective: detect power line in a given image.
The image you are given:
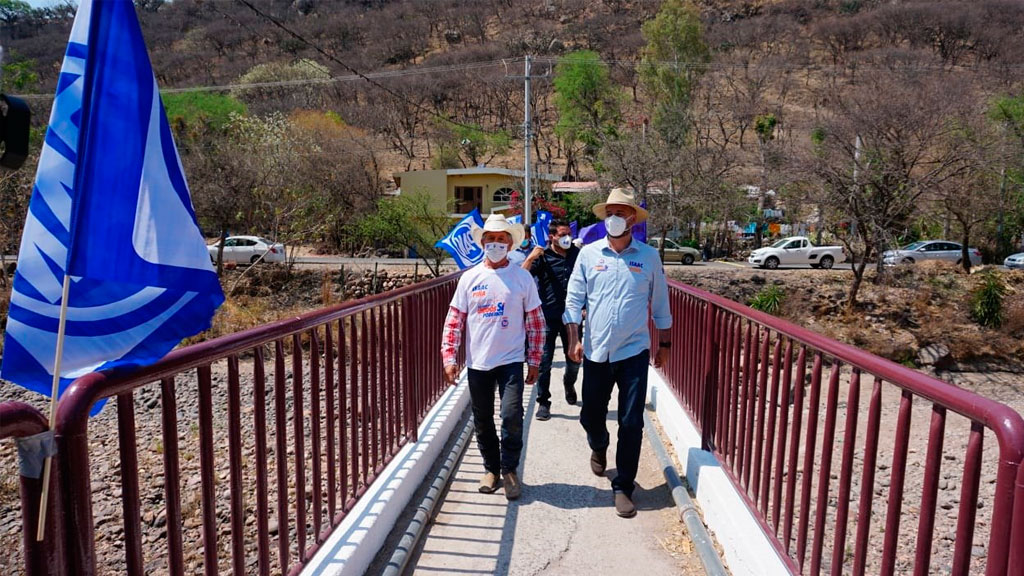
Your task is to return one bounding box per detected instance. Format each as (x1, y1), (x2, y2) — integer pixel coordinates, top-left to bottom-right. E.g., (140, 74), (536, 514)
(232, 0), (510, 136)
(12, 59), (511, 100)
(531, 55), (1024, 72)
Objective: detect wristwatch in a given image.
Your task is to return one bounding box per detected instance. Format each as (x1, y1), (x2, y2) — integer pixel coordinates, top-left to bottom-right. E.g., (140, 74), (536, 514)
(659, 341), (671, 349)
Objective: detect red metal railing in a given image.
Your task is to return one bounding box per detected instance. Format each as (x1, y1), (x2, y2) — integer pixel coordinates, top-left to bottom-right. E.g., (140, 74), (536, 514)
(656, 279), (1024, 575)
(49, 272), (459, 576)
(0, 402), (63, 576)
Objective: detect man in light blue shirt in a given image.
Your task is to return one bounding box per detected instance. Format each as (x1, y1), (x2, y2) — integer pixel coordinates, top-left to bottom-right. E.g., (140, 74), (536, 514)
(563, 188), (672, 518)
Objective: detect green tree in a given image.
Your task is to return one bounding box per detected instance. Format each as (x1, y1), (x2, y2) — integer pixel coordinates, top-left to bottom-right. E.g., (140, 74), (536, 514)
(355, 192), (453, 277)
(163, 91), (247, 132)
(0, 53), (39, 92)
(638, 0), (709, 146)
(553, 50), (622, 177)
(0, 0), (31, 23)
(988, 94), (1024, 256)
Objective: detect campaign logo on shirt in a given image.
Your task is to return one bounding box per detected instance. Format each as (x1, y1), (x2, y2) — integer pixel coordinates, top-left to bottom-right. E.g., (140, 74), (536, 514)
(594, 257), (608, 272)
(477, 302), (506, 318)
(501, 317), (510, 328)
(470, 283), (489, 299)
(628, 260), (645, 274)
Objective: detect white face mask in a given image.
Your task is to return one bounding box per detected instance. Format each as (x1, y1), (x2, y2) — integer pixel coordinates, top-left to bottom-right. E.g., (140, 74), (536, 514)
(605, 215), (630, 237)
(484, 242), (509, 263)
(557, 235), (573, 249)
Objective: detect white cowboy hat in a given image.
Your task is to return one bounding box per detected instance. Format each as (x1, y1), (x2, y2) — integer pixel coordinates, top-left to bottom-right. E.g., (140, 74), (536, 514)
(471, 213), (526, 247)
(592, 187), (649, 224)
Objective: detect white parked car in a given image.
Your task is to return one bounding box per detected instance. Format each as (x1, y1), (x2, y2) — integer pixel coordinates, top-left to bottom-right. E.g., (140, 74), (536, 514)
(748, 236), (846, 270)
(208, 236), (286, 264)
(1004, 253), (1024, 270)
(881, 240), (981, 267)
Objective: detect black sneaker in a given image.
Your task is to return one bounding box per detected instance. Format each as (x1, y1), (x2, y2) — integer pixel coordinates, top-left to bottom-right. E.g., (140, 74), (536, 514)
(536, 404), (551, 421)
(564, 384), (578, 406)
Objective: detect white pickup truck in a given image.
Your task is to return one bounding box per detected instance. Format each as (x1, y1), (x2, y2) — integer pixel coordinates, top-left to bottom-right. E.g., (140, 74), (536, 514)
(747, 236), (846, 270)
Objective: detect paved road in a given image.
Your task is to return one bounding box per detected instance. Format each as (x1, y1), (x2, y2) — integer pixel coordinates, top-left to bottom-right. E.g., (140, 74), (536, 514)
(408, 361), (701, 575)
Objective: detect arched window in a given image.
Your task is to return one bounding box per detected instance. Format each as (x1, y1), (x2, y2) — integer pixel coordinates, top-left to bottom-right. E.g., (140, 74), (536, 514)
(493, 187), (515, 204)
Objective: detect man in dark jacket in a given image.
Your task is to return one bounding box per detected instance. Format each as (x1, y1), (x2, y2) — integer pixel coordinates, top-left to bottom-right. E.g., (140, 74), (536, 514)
(522, 219), (582, 421)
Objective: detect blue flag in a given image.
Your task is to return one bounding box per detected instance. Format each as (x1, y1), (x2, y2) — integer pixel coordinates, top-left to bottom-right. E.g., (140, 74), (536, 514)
(1, 0), (224, 414)
(435, 209), (484, 269)
(570, 221), (578, 238)
(531, 211), (552, 248)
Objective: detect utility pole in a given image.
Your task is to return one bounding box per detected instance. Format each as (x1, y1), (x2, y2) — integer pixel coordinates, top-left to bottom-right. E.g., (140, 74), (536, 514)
(523, 55), (532, 226)
(508, 55), (548, 227)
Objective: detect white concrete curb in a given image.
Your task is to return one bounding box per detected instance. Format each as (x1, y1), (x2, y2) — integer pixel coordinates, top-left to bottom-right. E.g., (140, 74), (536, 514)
(647, 366), (790, 576)
(300, 373), (470, 576)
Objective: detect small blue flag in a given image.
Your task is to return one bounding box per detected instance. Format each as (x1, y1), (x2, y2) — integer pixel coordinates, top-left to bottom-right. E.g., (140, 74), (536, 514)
(633, 201), (648, 243)
(1, 0), (224, 414)
(580, 222), (605, 245)
(531, 211), (552, 248)
(435, 209), (485, 269)
(570, 221), (578, 238)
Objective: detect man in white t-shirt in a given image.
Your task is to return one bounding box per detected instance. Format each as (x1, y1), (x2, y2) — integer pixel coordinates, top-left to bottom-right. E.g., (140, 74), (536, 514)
(441, 214), (545, 499)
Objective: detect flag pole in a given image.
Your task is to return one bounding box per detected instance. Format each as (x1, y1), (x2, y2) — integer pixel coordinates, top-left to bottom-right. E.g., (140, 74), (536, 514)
(37, 273), (71, 541)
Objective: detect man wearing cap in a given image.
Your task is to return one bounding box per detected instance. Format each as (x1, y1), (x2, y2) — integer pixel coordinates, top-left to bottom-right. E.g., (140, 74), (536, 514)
(563, 188), (672, 518)
(521, 219), (582, 421)
(441, 214), (546, 499)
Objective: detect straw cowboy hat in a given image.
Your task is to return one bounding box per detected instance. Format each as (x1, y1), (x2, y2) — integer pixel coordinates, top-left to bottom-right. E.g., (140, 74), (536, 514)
(592, 187), (649, 224)
(471, 213), (526, 247)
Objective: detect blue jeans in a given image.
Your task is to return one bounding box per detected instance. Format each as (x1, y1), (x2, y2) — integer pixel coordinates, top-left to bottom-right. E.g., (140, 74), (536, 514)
(467, 363), (525, 474)
(537, 320), (581, 407)
(579, 350), (649, 496)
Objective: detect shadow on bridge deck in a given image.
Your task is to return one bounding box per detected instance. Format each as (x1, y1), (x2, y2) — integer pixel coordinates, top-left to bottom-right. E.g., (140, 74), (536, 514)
(389, 360), (704, 576)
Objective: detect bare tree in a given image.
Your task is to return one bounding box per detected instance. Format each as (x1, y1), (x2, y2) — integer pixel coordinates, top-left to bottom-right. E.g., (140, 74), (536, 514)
(807, 70), (975, 310)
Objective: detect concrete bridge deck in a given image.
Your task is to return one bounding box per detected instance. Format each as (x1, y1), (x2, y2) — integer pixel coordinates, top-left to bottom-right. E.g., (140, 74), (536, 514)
(403, 360), (704, 576)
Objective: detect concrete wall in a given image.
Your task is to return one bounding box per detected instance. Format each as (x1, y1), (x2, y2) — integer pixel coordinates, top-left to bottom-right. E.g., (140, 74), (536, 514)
(300, 375), (470, 576)
(396, 170), (449, 215)
(647, 367), (792, 576)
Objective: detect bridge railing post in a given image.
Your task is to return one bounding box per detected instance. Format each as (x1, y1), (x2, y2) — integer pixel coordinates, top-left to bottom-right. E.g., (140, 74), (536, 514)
(700, 303), (719, 452)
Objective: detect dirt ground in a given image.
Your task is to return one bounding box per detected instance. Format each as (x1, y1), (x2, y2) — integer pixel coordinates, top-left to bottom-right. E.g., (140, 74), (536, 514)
(667, 262), (1024, 371)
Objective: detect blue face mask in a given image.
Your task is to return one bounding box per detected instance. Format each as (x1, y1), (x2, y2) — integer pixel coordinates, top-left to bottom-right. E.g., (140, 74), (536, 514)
(521, 240), (530, 249)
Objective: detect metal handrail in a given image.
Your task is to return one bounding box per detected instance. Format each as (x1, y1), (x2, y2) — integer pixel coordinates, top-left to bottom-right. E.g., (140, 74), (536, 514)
(52, 271), (461, 576)
(659, 278), (1024, 576)
(0, 402), (63, 576)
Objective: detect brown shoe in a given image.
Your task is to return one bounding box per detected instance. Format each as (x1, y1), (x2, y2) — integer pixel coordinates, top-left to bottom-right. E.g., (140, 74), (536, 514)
(502, 472), (521, 500)
(590, 450), (606, 476)
(614, 491), (636, 518)
(479, 472), (499, 494)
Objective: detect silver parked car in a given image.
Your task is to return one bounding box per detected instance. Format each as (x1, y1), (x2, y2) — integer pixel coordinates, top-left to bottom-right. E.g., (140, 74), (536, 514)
(881, 240), (982, 267)
(1005, 253), (1024, 270)
(648, 237), (701, 265)
(208, 235), (286, 264)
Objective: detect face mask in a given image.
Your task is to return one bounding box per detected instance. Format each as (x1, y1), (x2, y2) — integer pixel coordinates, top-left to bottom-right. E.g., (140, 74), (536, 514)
(557, 236), (573, 249)
(520, 239), (530, 249)
(484, 242), (509, 263)
(605, 215), (629, 237)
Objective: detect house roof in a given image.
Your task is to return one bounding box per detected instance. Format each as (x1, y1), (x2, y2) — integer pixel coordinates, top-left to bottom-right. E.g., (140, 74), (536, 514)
(394, 166), (561, 182)
(552, 181), (601, 193)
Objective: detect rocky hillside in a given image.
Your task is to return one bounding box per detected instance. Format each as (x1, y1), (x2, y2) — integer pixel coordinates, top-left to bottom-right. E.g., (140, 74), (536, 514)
(668, 263), (1024, 371)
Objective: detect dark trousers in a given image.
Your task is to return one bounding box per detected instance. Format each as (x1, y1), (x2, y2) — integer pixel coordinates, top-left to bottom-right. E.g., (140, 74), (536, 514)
(536, 319), (581, 407)
(579, 350), (649, 496)
(467, 363), (525, 475)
